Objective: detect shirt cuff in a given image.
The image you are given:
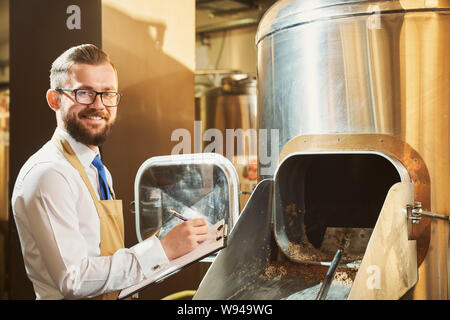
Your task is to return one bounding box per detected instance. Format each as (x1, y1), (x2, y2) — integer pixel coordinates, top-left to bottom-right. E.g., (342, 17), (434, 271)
(130, 236), (170, 279)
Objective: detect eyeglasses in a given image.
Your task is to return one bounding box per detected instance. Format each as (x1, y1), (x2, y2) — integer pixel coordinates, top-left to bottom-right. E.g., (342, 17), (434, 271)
(55, 88), (122, 107)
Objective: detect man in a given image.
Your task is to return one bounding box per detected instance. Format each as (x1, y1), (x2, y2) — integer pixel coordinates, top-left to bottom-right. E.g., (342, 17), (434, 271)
(11, 44), (208, 300)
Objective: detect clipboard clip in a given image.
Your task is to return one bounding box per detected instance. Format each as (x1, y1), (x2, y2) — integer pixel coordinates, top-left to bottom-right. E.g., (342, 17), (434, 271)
(215, 223), (227, 241)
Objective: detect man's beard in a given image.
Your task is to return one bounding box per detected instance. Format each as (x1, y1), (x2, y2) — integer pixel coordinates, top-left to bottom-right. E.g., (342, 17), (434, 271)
(63, 110), (114, 146)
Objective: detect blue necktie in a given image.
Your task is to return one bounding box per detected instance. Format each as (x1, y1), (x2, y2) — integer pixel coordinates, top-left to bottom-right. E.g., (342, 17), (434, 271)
(92, 155), (112, 200)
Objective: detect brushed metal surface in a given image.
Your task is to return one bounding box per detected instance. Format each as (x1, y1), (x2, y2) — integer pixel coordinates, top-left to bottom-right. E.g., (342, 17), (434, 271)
(256, 0), (450, 299)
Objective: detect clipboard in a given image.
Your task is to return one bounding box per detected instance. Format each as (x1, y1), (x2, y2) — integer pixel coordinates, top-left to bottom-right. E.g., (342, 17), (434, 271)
(118, 219), (227, 300)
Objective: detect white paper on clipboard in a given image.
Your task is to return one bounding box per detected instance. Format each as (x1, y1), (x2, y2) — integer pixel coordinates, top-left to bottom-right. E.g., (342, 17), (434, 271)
(118, 219), (227, 300)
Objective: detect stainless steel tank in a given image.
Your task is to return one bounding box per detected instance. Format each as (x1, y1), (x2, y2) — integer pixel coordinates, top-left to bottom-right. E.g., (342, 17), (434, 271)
(196, 73), (259, 208)
(196, 73), (257, 151)
(255, 0), (450, 299)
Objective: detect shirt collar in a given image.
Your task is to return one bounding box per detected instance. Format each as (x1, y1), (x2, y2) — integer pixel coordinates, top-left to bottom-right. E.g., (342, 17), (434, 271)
(55, 127), (99, 169)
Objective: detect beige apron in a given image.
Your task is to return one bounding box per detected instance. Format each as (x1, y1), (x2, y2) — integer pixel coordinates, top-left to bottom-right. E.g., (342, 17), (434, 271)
(52, 133), (124, 300)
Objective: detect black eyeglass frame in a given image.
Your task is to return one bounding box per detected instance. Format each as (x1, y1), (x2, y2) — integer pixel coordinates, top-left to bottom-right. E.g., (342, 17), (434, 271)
(55, 88), (123, 107)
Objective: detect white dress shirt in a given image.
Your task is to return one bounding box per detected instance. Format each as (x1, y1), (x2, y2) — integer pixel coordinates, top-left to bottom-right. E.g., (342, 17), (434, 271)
(11, 127), (169, 299)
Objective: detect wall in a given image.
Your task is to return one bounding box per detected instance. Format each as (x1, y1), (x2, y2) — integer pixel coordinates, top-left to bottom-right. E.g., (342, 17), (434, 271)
(196, 25), (258, 74)
(101, 0), (203, 299)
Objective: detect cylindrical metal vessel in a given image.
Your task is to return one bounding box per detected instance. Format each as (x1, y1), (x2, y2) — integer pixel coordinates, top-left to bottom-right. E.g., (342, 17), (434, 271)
(256, 0), (450, 299)
(196, 74), (259, 208)
(196, 73), (257, 149)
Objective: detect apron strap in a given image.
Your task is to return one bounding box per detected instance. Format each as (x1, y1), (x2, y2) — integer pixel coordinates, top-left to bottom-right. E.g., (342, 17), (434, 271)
(52, 132), (125, 300)
(52, 133), (105, 203)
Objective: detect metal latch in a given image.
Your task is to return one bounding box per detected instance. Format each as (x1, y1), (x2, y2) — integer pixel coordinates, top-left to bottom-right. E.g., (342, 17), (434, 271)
(407, 202), (450, 224)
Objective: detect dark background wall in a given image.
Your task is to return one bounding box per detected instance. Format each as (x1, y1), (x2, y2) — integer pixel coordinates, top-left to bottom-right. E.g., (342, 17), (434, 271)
(8, 0), (102, 299)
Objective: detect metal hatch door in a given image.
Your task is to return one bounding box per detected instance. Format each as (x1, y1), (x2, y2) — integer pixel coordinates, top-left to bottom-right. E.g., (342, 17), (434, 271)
(348, 181), (417, 299)
(133, 153), (240, 244)
(194, 179), (277, 299)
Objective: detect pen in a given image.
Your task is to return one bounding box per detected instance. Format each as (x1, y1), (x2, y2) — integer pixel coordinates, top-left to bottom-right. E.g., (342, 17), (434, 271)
(168, 209), (189, 221)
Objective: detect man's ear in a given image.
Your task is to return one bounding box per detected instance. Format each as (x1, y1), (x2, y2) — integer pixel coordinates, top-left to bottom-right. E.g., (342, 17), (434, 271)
(46, 89), (60, 111)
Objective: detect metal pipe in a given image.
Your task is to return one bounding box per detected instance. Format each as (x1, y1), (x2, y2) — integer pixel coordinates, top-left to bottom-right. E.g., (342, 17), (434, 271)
(195, 69), (242, 75)
(196, 0), (254, 7)
(316, 248), (343, 300)
(420, 210), (450, 222)
(196, 18), (258, 34)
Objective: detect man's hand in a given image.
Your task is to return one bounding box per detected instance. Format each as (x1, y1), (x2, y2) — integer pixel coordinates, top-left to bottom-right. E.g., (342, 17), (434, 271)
(160, 218), (209, 260)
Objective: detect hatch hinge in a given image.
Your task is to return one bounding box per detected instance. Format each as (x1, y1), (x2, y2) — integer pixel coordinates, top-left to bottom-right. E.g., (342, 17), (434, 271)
(407, 202), (450, 224)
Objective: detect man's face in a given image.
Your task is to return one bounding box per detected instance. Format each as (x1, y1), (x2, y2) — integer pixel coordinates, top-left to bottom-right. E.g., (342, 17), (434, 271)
(58, 62), (118, 147)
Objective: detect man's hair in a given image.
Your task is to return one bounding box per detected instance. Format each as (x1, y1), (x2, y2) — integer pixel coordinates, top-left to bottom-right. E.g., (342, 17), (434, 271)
(49, 44), (116, 89)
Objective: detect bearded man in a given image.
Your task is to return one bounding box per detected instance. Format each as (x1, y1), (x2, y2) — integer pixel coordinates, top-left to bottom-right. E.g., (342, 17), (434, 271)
(11, 44), (208, 300)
